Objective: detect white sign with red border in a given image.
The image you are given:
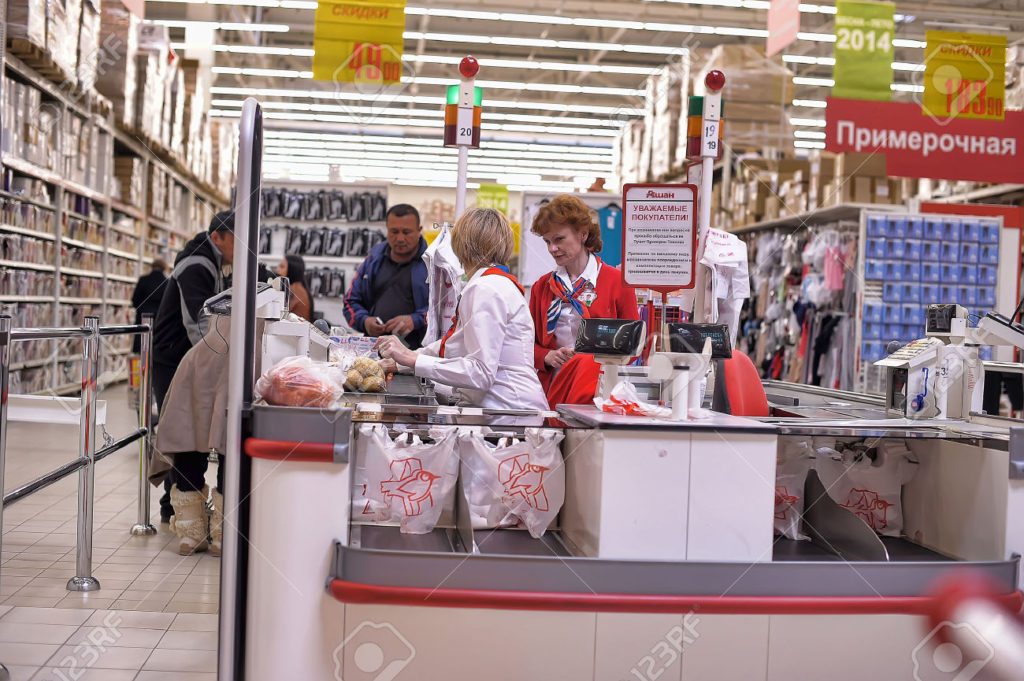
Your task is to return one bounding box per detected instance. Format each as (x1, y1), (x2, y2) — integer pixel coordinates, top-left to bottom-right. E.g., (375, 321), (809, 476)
(621, 183), (699, 292)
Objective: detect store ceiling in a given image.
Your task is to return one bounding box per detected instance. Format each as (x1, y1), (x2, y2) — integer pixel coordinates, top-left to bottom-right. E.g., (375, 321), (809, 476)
(147, 0), (1024, 190)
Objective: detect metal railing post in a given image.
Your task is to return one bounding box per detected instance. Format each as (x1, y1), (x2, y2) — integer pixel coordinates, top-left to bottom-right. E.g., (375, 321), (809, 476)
(67, 316), (101, 592)
(0, 316), (12, 576)
(131, 314), (156, 536)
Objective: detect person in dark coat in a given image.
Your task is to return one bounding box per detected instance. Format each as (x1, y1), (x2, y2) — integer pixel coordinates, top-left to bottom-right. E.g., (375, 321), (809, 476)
(131, 259), (169, 353)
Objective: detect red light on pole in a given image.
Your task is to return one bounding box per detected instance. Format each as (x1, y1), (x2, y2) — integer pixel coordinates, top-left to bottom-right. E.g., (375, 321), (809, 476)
(705, 70), (726, 92)
(459, 56), (479, 78)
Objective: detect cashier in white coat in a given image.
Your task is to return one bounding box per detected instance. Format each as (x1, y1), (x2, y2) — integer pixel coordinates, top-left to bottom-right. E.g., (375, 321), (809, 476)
(377, 208), (549, 413)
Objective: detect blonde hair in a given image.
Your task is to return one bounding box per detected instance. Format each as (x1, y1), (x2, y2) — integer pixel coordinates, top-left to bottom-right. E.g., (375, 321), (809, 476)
(451, 208), (514, 271)
(531, 194), (603, 253)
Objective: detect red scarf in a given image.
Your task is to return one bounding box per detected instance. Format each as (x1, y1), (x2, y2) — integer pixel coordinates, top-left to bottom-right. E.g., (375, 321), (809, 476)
(439, 267), (524, 358)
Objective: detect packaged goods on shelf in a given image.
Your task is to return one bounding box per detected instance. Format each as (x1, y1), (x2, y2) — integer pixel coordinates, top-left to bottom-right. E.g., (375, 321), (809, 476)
(147, 164), (168, 219)
(133, 53), (164, 143)
(55, 0), (83, 84)
(0, 196), (56, 235)
(75, 0), (101, 93)
(0, 268), (55, 296)
(170, 68), (186, 153)
(8, 0), (47, 49)
(211, 120), (238, 197)
(96, 2), (140, 127)
(650, 61), (688, 179)
(114, 155), (145, 207)
(614, 119), (644, 185)
(0, 233), (56, 265)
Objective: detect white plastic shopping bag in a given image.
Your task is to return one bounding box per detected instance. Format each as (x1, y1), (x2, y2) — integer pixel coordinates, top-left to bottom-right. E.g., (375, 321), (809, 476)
(815, 439), (917, 537)
(460, 429), (566, 538)
(775, 438), (813, 540)
(352, 424), (459, 534)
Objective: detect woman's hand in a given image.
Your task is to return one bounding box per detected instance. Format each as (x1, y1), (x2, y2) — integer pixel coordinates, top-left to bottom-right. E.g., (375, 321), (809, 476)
(544, 347), (575, 369)
(375, 335), (418, 368)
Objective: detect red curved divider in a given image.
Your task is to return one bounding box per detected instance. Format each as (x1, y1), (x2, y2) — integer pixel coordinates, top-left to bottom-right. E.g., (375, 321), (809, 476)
(330, 579), (1024, 616)
(245, 438), (334, 463)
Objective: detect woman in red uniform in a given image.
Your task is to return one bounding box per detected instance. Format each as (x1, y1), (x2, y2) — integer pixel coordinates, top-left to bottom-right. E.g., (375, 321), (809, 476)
(529, 194), (640, 407)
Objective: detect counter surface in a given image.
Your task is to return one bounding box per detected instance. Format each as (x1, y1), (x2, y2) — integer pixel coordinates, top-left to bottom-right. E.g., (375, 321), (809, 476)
(557, 404), (778, 434)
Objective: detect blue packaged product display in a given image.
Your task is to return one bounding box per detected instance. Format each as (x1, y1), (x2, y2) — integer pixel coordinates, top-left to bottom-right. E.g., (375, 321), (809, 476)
(867, 216), (887, 237)
(900, 262), (921, 281)
(862, 321), (882, 340)
(960, 265), (978, 285)
(938, 284), (955, 303)
(921, 263), (941, 283)
(978, 287), (997, 307)
(980, 347), (993, 361)
(924, 219), (944, 241)
(979, 221), (1000, 244)
(958, 242), (979, 263)
(887, 218), (908, 239)
(866, 238), (887, 259)
(939, 263), (960, 284)
(939, 242), (958, 262)
(862, 302), (884, 323)
(903, 239), (922, 260)
(955, 287), (977, 306)
(979, 266), (996, 286)
(902, 324), (920, 340)
(864, 260), (886, 280)
(940, 220), (962, 242)
(962, 221), (981, 242)
(883, 323), (903, 341)
(883, 304), (902, 324)
(885, 239), (906, 259)
(861, 341), (883, 362)
(883, 283), (901, 302)
(900, 283), (921, 303)
(921, 241), (941, 261)
(979, 244), (999, 264)
(920, 284), (940, 304)
(908, 218), (924, 239)
(902, 304), (925, 326)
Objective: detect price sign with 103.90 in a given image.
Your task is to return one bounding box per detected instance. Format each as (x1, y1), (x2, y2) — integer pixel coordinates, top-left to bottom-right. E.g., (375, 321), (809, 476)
(923, 30), (1007, 122)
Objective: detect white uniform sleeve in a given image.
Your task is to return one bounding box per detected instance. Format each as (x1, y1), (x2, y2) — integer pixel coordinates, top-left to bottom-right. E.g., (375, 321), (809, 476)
(418, 338), (441, 359)
(413, 284), (502, 391)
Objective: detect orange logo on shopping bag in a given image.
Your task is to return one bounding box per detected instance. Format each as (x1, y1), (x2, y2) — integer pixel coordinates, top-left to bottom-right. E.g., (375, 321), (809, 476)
(498, 453), (549, 512)
(380, 458), (440, 516)
(774, 485), (798, 520)
(840, 488), (894, 531)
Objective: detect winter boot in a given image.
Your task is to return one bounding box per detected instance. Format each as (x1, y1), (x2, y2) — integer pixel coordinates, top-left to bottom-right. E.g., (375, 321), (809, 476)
(169, 484), (209, 555)
(209, 489), (224, 557)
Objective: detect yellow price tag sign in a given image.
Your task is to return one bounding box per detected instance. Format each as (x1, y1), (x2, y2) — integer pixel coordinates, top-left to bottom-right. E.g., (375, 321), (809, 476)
(313, 1), (406, 84)
(923, 30), (1006, 122)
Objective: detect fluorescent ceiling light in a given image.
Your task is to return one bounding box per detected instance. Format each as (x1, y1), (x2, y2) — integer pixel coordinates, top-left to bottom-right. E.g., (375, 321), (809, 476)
(790, 118), (826, 127)
(213, 66), (312, 78)
(793, 77), (835, 87)
(783, 55), (925, 71)
(265, 130), (612, 154)
(150, 19), (289, 31)
(263, 138), (613, 164)
(403, 54), (659, 76)
(892, 83), (925, 93)
(794, 141), (826, 149)
(213, 45), (314, 56)
(792, 99), (827, 108)
(794, 130), (827, 139)
(209, 85), (643, 116)
(402, 75), (644, 97)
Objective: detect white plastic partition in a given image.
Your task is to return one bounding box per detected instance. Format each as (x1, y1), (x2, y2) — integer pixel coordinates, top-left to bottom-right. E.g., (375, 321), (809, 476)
(219, 96), (263, 681)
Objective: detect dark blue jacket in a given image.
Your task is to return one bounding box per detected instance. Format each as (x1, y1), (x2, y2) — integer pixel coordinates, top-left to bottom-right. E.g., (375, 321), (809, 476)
(344, 238), (429, 334)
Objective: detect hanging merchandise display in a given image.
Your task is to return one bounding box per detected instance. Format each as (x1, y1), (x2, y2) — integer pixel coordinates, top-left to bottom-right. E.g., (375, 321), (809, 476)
(596, 203), (623, 268)
(420, 222), (464, 347)
(923, 30), (1007, 123)
(832, 0), (895, 102)
(312, 1), (407, 84)
(698, 228), (750, 345)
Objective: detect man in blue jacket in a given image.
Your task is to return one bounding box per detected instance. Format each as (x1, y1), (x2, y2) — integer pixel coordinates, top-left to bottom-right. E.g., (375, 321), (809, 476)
(344, 204), (429, 348)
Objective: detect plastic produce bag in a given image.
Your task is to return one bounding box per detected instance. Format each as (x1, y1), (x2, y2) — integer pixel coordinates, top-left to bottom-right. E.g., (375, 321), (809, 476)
(815, 439), (917, 537)
(353, 425), (459, 534)
(460, 429), (566, 538)
(594, 381), (671, 418)
(254, 355), (346, 408)
(775, 438), (814, 540)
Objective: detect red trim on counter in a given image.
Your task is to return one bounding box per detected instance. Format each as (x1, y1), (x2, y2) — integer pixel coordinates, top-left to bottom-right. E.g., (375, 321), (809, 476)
(245, 438), (334, 463)
(329, 580), (1024, 615)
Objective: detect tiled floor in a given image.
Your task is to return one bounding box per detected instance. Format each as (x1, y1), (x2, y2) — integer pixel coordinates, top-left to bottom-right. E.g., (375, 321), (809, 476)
(1, 384), (220, 679)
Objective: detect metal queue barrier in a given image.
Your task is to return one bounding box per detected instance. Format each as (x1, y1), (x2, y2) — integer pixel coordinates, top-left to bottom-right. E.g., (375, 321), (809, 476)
(0, 313), (157, 599)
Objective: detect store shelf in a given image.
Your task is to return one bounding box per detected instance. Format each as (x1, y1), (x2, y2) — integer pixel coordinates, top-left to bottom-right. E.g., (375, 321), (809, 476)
(106, 273), (136, 283)
(0, 295), (52, 302)
(0, 189), (57, 212)
(11, 357), (54, 370)
(730, 203), (902, 235)
(62, 237), (104, 253)
(0, 259), (56, 272)
(107, 247), (139, 261)
(260, 254), (367, 266)
(0, 223), (57, 241)
(60, 297), (103, 305)
(3, 156), (108, 204)
(61, 267), (103, 279)
(147, 215), (190, 239)
(58, 353), (79, 363)
(105, 299), (132, 306)
(109, 222), (141, 238)
(110, 199), (144, 220)
(65, 210), (104, 226)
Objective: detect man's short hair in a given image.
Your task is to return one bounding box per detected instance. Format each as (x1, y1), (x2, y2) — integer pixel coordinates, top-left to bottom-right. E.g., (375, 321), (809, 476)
(385, 204), (420, 227)
(208, 210), (235, 234)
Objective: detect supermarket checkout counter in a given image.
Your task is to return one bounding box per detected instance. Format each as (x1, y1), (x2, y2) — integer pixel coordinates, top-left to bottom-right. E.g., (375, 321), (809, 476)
(220, 101), (1022, 681)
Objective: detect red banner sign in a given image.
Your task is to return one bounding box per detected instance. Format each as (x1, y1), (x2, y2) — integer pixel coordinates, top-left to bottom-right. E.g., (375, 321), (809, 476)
(825, 97), (1024, 183)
